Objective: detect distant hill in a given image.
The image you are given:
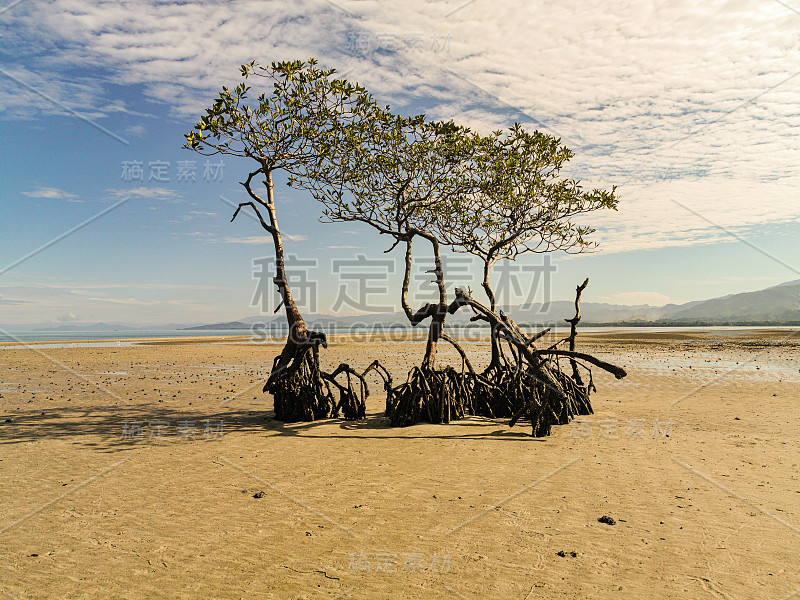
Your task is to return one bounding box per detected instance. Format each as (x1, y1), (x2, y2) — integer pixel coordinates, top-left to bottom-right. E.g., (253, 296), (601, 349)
(501, 300), (688, 325)
(9, 280), (796, 334)
(36, 322), (138, 332)
(183, 321), (252, 330)
(660, 280), (800, 323)
(179, 280), (800, 330)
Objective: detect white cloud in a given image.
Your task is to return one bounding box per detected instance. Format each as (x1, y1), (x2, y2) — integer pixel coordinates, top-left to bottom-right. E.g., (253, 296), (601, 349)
(0, 282), (229, 325)
(3, 0), (799, 254)
(2, 282), (228, 291)
(85, 296), (204, 306)
(22, 187), (81, 202)
(222, 233), (305, 243)
(579, 177), (800, 254)
(222, 236), (270, 245)
(106, 187), (181, 200)
(168, 210), (218, 223)
(124, 124), (146, 136)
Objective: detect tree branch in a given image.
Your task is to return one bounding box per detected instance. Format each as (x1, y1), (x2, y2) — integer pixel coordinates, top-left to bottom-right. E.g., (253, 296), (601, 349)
(449, 287), (627, 379)
(230, 201), (276, 234)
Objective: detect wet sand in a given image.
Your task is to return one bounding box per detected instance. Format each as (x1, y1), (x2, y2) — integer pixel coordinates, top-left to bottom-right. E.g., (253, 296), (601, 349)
(1, 329), (799, 599)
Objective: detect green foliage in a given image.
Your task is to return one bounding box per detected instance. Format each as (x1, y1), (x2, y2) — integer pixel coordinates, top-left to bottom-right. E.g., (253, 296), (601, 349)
(184, 58), (373, 173)
(434, 123), (619, 266)
(294, 105), (482, 240)
(184, 56), (619, 277)
(289, 92), (617, 264)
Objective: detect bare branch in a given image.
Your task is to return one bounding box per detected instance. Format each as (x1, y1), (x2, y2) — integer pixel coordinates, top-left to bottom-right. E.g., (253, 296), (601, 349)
(532, 349), (627, 380)
(230, 201), (276, 234)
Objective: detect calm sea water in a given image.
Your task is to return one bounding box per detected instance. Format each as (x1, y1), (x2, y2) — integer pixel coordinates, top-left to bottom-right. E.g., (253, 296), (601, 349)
(1, 325), (796, 347)
(0, 329), (251, 343)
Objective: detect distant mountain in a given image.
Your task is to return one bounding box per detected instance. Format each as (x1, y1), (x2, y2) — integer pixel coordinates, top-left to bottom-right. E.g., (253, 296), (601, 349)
(661, 280), (800, 323)
(0, 322), (196, 332)
(182, 321), (252, 330)
(181, 280), (800, 330)
(500, 301), (684, 325)
(7, 280), (798, 334)
(36, 322), (138, 332)
(181, 313), (408, 332)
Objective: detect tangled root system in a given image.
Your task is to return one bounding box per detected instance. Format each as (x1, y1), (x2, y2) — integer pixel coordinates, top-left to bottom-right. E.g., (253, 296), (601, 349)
(386, 358), (596, 437)
(266, 346), (370, 423)
(387, 366), (472, 427)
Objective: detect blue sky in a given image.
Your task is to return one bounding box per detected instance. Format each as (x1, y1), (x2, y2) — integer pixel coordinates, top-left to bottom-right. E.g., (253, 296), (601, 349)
(1, 0), (798, 326)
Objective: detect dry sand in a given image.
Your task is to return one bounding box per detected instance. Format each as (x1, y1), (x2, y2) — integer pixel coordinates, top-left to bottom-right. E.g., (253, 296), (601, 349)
(1, 329), (799, 599)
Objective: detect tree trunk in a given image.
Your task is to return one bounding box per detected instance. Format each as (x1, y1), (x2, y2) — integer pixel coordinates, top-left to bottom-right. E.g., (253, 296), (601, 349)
(421, 235), (446, 369)
(233, 168), (380, 423)
(260, 169), (313, 376)
(481, 258), (502, 367)
(399, 235), (447, 369)
(265, 169), (307, 336)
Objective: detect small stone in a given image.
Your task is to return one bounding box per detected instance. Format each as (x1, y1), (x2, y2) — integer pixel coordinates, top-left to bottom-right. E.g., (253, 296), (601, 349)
(598, 515), (616, 525)
(253, 491), (266, 499)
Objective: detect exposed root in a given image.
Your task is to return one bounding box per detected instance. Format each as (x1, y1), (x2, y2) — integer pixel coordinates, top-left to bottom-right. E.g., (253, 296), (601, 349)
(266, 346), (335, 422)
(387, 366), (472, 427)
(441, 281), (625, 436)
(465, 350), (596, 436)
(324, 363), (368, 421)
(264, 348), (393, 423)
(363, 360), (394, 417)
(384, 352), (597, 436)
(262, 277), (617, 437)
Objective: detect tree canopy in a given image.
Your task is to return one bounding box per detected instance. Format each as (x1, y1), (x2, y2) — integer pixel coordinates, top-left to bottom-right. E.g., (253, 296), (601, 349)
(183, 57), (626, 434)
(185, 58), (372, 171)
(183, 59), (381, 422)
(431, 123), (619, 310)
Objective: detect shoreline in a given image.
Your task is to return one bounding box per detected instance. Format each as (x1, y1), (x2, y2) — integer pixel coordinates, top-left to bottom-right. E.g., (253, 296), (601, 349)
(1, 326), (797, 349)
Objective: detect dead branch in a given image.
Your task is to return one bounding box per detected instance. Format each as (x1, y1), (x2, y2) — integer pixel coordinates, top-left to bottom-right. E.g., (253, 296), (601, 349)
(564, 278), (589, 384)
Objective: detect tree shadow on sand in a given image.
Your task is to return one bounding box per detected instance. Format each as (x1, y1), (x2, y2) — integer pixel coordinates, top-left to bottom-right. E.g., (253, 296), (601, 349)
(261, 413), (545, 441)
(0, 404), (271, 453)
(0, 403), (541, 452)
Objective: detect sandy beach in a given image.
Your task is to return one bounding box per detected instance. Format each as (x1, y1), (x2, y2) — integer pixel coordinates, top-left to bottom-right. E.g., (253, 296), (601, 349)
(1, 329), (799, 599)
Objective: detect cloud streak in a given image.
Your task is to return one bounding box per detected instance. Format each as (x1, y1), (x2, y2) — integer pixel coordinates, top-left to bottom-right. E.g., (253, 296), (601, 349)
(22, 187), (81, 202)
(2, 0), (797, 255)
